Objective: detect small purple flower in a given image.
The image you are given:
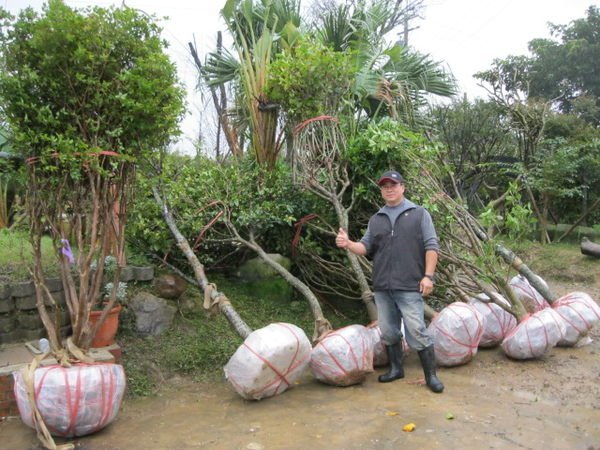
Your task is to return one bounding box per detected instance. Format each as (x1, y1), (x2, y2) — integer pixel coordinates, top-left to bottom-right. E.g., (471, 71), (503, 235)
(61, 238), (74, 264)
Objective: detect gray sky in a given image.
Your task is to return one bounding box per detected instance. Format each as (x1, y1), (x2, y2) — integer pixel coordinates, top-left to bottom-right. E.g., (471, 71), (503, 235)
(3, 0), (595, 154)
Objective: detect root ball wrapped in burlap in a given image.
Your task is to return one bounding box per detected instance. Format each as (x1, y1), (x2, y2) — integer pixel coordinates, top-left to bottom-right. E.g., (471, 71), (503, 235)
(428, 302), (485, 366)
(501, 308), (567, 359)
(224, 322), (312, 400)
(13, 363), (126, 438)
(310, 324), (373, 386)
(552, 292), (600, 346)
(509, 274), (550, 313)
(469, 294), (517, 348)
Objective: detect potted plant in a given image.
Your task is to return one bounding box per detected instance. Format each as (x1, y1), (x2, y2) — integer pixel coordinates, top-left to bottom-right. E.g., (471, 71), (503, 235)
(0, 1), (184, 445)
(88, 256), (128, 348)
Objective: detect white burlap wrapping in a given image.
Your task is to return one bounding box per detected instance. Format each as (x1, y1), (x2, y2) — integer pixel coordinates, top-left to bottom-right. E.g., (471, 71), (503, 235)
(428, 302), (485, 367)
(365, 322), (409, 367)
(509, 274), (550, 313)
(469, 294), (517, 348)
(224, 322), (311, 400)
(501, 308), (567, 359)
(552, 292), (600, 346)
(310, 324), (373, 386)
(13, 363), (126, 438)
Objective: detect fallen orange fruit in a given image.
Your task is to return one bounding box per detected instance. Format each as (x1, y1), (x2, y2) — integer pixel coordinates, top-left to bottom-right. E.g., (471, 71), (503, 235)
(402, 423), (416, 432)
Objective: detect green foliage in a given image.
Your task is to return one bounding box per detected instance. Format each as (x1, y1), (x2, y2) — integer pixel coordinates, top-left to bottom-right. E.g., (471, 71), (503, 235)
(0, 229), (57, 282)
(0, 0), (185, 350)
(528, 6), (600, 125)
(130, 154), (311, 269)
(476, 7), (600, 127)
(267, 38), (354, 122)
(347, 118), (436, 189)
(430, 98), (518, 209)
(543, 111), (596, 140)
(0, 129), (25, 230)
(475, 55), (533, 99)
(530, 136), (600, 223)
(473, 6), (600, 225)
(478, 181), (536, 240)
(0, 0), (185, 162)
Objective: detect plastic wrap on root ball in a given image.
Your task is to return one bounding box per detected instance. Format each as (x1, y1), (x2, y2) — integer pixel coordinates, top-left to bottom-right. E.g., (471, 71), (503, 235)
(509, 274), (550, 313)
(469, 294), (517, 348)
(366, 322), (409, 367)
(13, 363), (126, 438)
(224, 322), (311, 400)
(310, 324), (374, 386)
(428, 302), (485, 367)
(501, 307), (567, 359)
(552, 292), (600, 347)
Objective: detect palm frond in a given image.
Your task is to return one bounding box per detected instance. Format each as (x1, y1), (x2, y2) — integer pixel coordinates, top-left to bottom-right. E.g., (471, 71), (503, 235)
(203, 47), (240, 88)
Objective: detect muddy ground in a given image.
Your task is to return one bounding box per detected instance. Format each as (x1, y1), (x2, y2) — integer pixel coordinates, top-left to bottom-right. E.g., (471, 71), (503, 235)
(1, 269), (599, 450)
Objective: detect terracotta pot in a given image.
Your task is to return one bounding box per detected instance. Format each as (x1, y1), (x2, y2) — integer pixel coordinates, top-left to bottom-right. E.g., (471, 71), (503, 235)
(88, 304), (122, 348)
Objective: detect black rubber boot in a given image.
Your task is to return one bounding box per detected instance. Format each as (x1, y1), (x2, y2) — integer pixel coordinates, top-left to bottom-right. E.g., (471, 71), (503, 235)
(418, 345), (444, 393)
(378, 343), (404, 383)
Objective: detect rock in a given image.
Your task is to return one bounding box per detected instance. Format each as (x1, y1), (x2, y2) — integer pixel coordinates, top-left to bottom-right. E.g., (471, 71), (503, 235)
(130, 291), (176, 337)
(234, 254), (293, 302)
(119, 266), (136, 282)
(133, 266), (154, 281)
(154, 274), (187, 299)
(235, 254), (291, 282)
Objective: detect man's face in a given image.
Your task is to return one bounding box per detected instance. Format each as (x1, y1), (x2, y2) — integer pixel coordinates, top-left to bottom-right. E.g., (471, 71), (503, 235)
(379, 182), (405, 206)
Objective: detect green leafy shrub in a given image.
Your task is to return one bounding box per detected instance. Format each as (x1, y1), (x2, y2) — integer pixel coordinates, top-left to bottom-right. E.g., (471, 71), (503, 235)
(129, 154), (313, 271)
(267, 37), (354, 122)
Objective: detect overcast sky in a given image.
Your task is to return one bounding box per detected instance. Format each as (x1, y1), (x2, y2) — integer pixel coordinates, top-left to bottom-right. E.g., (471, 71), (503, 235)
(3, 0), (595, 154)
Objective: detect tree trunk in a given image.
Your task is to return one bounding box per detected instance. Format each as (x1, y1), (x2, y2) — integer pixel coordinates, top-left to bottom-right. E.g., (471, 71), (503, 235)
(557, 197), (600, 243)
(333, 191), (377, 321)
(233, 229), (332, 341)
(152, 187), (252, 339)
(494, 244), (558, 303)
(581, 237), (600, 258)
(188, 38), (241, 158)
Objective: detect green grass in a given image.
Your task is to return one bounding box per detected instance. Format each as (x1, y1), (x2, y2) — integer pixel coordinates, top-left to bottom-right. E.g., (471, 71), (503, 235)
(515, 239), (598, 284)
(0, 229), (58, 283)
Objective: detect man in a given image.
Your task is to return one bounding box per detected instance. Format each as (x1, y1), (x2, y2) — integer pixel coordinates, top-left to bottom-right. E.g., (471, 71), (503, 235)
(335, 170), (444, 393)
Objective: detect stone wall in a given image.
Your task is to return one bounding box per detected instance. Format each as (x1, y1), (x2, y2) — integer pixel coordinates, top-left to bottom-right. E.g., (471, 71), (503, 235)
(0, 265), (154, 345)
(0, 278), (70, 345)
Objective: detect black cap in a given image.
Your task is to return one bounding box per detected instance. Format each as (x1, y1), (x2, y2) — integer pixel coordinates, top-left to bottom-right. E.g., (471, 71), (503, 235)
(377, 170), (404, 186)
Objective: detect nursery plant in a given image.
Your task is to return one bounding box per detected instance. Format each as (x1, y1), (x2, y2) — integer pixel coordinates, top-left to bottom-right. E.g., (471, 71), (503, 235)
(0, 1), (184, 447)
(0, 0), (184, 357)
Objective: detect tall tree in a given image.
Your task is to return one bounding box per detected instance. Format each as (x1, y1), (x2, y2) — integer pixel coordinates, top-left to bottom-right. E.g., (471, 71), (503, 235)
(0, 0), (185, 353)
(430, 97), (517, 209)
(313, 0), (456, 127)
(527, 6), (600, 125)
(201, 0), (302, 168)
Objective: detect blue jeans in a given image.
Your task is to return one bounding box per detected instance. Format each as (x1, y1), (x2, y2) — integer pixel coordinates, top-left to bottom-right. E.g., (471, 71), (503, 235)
(374, 290), (432, 351)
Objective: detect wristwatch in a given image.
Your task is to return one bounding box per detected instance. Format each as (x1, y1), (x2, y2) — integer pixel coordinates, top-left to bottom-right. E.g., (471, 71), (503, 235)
(424, 274), (435, 283)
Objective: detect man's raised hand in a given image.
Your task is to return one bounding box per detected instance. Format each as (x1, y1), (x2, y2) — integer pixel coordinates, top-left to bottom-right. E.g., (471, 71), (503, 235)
(336, 227), (349, 248)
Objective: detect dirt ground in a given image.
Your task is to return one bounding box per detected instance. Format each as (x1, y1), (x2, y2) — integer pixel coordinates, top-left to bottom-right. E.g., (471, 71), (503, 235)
(1, 267), (599, 450)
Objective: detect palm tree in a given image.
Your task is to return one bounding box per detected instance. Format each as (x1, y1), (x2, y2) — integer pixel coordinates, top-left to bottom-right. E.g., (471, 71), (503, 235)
(201, 0), (302, 168)
(313, 0), (456, 127)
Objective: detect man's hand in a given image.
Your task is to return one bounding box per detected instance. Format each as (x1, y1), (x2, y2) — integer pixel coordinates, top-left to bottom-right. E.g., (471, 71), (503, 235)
(335, 228), (350, 249)
(420, 276), (434, 297)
